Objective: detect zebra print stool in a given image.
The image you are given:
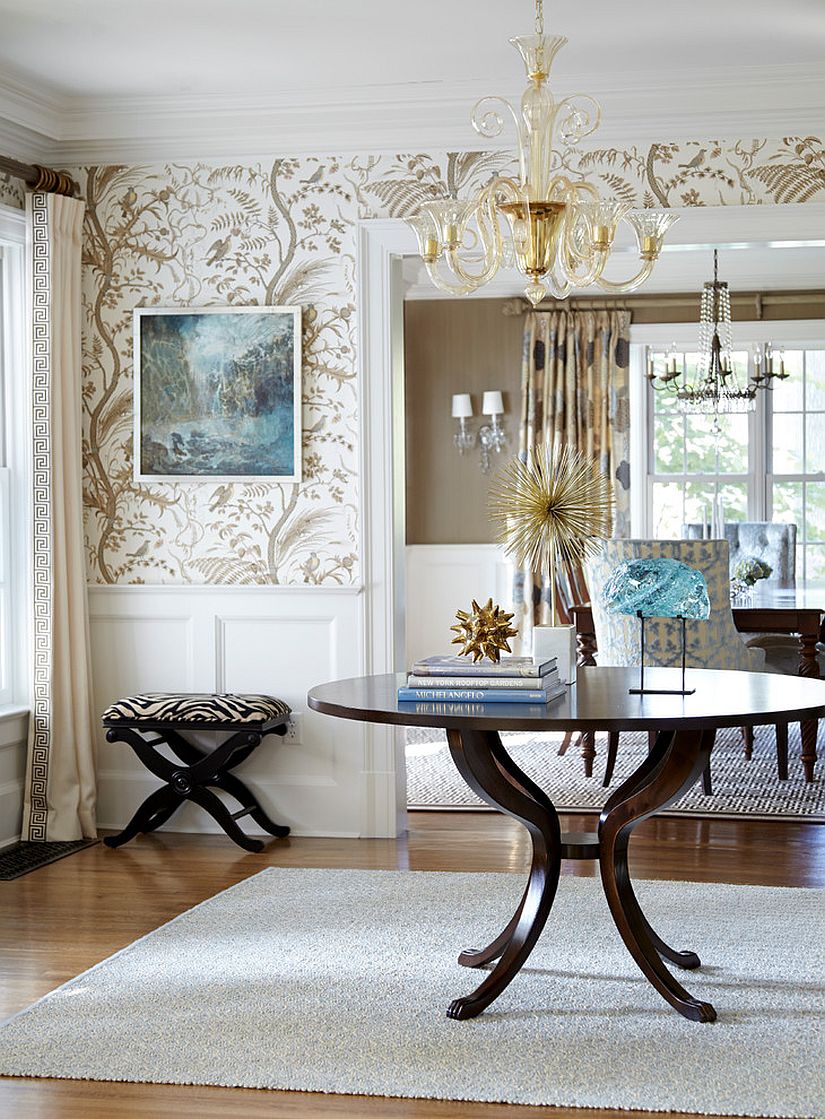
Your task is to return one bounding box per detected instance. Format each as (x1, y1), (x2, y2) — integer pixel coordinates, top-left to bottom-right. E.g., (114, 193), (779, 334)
(101, 693), (292, 852)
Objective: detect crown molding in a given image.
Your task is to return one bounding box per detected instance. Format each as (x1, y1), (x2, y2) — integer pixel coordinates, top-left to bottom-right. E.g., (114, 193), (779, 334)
(0, 62), (822, 165)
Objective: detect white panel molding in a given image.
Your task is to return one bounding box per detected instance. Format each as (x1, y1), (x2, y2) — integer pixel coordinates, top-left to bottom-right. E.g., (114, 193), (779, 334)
(0, 711), (28, 848)
(405, 545), (508, 667)
(0, 63), (822, 163)
(89, 585), (369, 838)
(358, 220), (417, 839)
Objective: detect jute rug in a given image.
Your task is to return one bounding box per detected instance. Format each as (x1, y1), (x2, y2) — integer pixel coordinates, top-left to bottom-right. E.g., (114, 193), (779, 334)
(1, 867), (823, 1116)
(406, 724), (825, 820)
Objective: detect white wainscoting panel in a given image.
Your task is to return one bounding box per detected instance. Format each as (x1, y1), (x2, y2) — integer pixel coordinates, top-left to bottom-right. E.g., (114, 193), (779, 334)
(0, 710), (29, 848)
(405, 545), (512, 667)
(90, 586), (368, 839)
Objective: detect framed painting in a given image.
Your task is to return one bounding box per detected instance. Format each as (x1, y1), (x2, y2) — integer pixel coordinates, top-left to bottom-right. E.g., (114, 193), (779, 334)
(133, 306), (302, 482)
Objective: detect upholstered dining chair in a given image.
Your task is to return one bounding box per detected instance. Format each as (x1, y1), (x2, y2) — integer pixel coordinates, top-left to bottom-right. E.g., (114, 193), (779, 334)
(683, 521), (802, 673)
(682, 521), (797, 586)
(585, 538), (791, 792)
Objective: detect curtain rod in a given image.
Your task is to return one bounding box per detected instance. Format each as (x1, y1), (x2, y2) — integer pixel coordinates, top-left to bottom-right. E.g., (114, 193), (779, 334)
(0, 154), (78, 197)
(502, 292), (825, 316)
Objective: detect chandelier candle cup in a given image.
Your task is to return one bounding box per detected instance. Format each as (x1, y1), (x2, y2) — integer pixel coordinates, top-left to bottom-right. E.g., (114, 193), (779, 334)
(405, 0), (678, 305)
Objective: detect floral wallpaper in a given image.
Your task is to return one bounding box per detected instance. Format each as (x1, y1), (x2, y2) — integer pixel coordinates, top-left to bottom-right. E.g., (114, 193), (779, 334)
(0, 172), (25, 209)
(76, 135), (824, 585)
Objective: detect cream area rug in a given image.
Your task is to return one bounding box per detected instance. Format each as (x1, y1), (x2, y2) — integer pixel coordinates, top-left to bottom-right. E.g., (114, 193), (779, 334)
(1, 868), (824, 1117)
(406, 724), (825, 819)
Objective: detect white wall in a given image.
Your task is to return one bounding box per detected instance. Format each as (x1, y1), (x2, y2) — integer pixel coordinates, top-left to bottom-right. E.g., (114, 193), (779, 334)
(405, 545), (511, 667)
(90, 585), (372, 838)
(0, 711), (28, 847)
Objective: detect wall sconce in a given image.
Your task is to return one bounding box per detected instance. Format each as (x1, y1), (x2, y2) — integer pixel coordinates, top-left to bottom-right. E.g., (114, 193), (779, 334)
(479, 391), (508, 474)
(451, 393), (477, 453)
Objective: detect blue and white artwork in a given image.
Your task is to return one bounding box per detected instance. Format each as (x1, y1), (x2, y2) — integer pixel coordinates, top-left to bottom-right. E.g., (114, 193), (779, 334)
(134, 307), (301, 481)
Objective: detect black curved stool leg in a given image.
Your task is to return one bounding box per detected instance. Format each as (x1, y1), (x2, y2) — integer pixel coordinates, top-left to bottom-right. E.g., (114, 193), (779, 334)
(103, 785), (181, 848)
(102, 720), (290, 852)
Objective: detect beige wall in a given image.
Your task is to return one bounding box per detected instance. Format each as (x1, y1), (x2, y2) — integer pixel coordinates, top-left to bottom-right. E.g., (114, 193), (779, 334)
(404, 299), (523, 545)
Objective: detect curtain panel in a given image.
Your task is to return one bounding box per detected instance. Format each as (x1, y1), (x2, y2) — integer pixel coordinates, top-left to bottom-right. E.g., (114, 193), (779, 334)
(511, 309), (631, 654)
(22, 191), (97, 841)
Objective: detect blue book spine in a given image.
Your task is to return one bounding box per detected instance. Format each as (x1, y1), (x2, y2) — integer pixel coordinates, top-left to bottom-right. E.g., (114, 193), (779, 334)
(397, 686), (551, 703)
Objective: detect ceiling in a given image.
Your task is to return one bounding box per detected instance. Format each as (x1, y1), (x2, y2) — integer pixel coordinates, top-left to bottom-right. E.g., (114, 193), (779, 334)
(0, 0), (823, 161)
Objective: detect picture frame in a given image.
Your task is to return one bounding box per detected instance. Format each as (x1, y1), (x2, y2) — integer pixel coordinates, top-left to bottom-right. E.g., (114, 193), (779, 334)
(133, 305), (302, 483)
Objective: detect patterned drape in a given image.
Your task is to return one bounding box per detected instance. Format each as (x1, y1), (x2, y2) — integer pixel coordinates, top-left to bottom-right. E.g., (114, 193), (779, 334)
(511, 309), (631, 655)
(22, 192), (97, 841)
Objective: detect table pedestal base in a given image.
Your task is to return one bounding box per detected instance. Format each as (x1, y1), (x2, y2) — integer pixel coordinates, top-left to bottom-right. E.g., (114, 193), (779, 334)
(446, 725), (715, 1023)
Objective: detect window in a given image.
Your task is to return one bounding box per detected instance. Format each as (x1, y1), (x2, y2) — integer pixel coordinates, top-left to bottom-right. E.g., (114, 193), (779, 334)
(648, 349), (752, 537)
(0, 206), (29, 707)
(769, 348), (825, 580)
(632, 324), (825, 576)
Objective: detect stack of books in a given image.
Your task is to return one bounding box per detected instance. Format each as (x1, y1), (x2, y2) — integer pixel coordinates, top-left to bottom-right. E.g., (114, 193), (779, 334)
(398, 655), (565, 704)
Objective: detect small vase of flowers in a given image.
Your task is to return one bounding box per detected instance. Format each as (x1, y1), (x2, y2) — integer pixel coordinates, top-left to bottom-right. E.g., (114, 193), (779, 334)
(731, 556), (772, 601)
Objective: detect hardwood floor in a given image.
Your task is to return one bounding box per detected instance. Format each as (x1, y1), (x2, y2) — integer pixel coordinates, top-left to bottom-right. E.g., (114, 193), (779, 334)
(1, 810), (824, 1118)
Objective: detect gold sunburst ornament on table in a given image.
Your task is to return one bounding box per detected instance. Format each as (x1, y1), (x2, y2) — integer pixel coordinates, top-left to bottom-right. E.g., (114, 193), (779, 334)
(489, 443), (613, 625)
(451, 598), (519, 663)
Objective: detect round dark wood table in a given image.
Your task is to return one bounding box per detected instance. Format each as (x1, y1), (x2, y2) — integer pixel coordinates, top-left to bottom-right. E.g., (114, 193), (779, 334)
(307, 667), (825, 1023)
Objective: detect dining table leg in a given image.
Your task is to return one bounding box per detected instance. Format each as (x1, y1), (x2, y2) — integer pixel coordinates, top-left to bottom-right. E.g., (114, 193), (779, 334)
(599, 727), (717, 1022)
(444, 727), (562, 1019)
(799, 631), (820, 782)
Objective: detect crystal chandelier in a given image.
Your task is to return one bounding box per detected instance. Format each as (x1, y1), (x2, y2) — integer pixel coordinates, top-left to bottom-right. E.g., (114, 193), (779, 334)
(405, 0), (679, 306)
(646, 250), (788, 414)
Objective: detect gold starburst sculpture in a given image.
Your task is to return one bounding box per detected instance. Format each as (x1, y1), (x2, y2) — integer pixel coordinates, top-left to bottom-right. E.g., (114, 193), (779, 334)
(450, 597), (519, 663)
(489, 443), (613, 625)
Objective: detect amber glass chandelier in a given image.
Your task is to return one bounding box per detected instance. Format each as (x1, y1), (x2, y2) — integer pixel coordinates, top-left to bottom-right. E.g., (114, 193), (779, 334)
(406, 0), (679, 305)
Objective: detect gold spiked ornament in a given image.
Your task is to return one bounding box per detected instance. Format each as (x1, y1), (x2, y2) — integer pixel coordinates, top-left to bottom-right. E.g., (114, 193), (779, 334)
(450, 597), (519, 663)
(488, 443), (613, 625)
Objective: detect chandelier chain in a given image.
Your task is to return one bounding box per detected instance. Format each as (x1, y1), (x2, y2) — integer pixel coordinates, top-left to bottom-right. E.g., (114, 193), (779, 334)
(535, 0), (544, 37)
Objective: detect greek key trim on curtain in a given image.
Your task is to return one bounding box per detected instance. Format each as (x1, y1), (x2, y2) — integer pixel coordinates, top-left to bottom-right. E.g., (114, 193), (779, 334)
(511, 308), (631, 655)
(23, 191), (97, 841)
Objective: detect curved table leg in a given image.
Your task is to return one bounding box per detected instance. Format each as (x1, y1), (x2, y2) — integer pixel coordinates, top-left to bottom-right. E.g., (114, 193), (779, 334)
(456, 732), (552, 970)
(445, 727), (562, 1019)
(599, 727), (717, 1022)
(600, 729), (699, 970)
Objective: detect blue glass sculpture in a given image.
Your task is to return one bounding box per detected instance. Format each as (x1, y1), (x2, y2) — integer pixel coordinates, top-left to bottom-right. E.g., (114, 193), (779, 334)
(601, 558), (710, 696)
(602, 558), (710, 620)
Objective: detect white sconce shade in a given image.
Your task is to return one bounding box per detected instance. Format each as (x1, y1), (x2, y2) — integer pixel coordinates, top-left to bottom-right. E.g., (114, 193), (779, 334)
(451, 393), (473, 418)
(482, 391), (504, 416)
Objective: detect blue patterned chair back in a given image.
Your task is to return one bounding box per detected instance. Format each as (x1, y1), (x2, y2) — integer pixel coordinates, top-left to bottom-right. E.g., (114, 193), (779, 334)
(585, 539), (765, 671)
(681, 522), (797, 587)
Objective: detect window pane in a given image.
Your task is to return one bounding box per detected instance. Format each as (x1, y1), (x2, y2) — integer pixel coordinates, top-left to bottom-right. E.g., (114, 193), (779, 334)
(807, 350), (825, 411)
(684, 416), (720, 473)
(772, 480), (803, 535)
(654, 415), (684, 473)
(683, 482), (711, 532)
(805, 413), (825, 476)
(772, 414), (804, 473)
(717, 482), (748, 524)
(805, 481), (825, 543)
(803, 545), (825, 581)
(770, 350), (804, 411)
(652, 482), (683, 538)
(717, 414), (748, 473)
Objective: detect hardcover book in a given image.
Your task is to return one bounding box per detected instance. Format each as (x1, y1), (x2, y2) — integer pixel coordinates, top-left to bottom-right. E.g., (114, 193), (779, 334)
(409, 655), (557, 678)
(407, 671), (560, 690)
(397, 683), (566, 704)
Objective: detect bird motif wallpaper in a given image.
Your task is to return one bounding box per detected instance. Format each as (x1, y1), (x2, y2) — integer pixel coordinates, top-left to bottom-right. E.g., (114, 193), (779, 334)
(0, 173), (25, 208)
(23, 134), (825, 584)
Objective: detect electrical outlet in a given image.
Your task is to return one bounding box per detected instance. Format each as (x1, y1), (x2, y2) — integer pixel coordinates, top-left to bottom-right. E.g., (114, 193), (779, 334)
(283, 714), (301, 743)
